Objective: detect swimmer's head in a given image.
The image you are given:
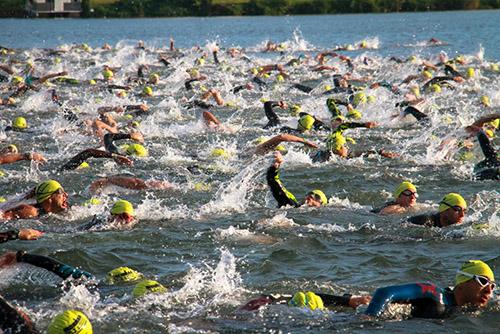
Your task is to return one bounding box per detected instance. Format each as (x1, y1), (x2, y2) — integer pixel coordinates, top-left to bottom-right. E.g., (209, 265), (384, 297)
(289, 291), (324, 310)
(353, 92), (367, 106)
(11, 76), (24, 85)
(430, 84), (441, 93)
(4, 144), (18, 154)
(455, 260), (494, 286)
(111, 199), (135, 216)
(422, 70), (433, 79)
(48, 310), (92, 334)
(102, 68), (114, 80)
(210, 148), (229, 159)
(35, 180), (64, 204)
(438, 193), (467, 226)
(106, 266), (143, 284)
(133, 279), (167, 298)
(297, 114), (315, 131)
(142, 86), (153, 96)
(12, 116), (27, 130)
(148, 73), (160, 84)
(126, 143), (148, 157)
(393, 181), (417, 199)
(480, 95), (491, 107)
(305, 189), (327, 207)
(289, 104), (302, 116)
(466, 67), (475, 78)
(346, 108), (362, 119)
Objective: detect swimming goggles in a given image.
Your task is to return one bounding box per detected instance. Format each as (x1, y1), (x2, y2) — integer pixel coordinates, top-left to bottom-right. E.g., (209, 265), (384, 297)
(457, 271), (496, 290)
(440, 201), (466, 214)
(401, 190), (418, 197)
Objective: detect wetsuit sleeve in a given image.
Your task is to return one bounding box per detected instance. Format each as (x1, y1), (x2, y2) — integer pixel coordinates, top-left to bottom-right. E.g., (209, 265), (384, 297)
(365, 283), (441, 317)
(16, 251), (93, 280)
(184, 78), (199, 91)
(263, 101), (281, 128)
(266, 166), (299, 208)
(213, 51), (220, 65)
(0, 296), (37, 334)
(232, 85), (245, 94)
(342, 122), (369, 130)
(0, 230), (19, 243)
(292, 83), (313, 93)
(316, 293), (352, 307)
(422, 76), (454, 90)
(403, 106), (429, 122)
(104, 133), (132, 154)
(444, 65), (463, 78)
(59, 149), (114, 171)
(477, 130), (498, 162)
(405, 214), (435, 227)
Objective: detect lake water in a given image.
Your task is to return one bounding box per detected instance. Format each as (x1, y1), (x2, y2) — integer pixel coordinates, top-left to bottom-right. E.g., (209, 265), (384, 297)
(0, 11), (499, 334)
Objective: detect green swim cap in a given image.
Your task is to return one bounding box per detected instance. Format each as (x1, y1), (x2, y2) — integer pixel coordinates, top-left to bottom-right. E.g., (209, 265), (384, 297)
(480, 95), (491, 107)
(347, 108), (362, 119)
(102, 69), (113, 80)
(298, 114), (315, 131)
(422, 70), (433, 79)
(438, 193), (467, 213)
(289, 104), (302, 116)
(276, 74), (284, 82)
(11, 76), (24, 85)
(326, 132), (347, 152)
(211, 148), (229, 159)
(126, 143), (148, 157)
(353, 92), (367, 106)
(142, 86), (153, 96)
(491, 63), (499, 72)
(133, 279), (167, 298)
(466, 67), (475, 78)
(106, 266), (143, 284)
(48, 310), (92, 334)
(431, 84), (441, 93)
(393, 181), (417, 199)
(308, 189), (328, 205)
(12, 116), (27, 130)
(149, 73), (160, 83)
(35, 180), (63, 204)
(6, 144), (18, 154)
(289, 291), (324, 310)
(275, 144), (287, 153)
(110, 199), (135, 216)
(455, 260), (494, 286)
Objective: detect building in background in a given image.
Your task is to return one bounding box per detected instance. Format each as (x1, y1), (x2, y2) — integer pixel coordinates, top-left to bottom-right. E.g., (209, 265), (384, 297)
(26, 0), (82, 17)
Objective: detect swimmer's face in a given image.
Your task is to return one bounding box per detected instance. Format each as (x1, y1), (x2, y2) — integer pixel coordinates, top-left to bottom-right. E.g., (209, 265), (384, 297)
(397, 190), (417, 208)
(49, 189), (69, 213)
(441, 205), (466, 226)
(459, 277), (495, 307)
(304, 194), (322, 207)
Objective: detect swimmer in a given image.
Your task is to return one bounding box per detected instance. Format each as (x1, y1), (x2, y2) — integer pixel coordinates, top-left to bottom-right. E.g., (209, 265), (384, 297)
(372, 181), (418, 215)
(365, 260), (495, 319)
(0, 150), (46, 165)
(267, 151), (328, 208)
(405, 193), (467, 227)
(0, 229), (43, 243)
(89, 176), (172, 193)
(80, 199), (137, 230)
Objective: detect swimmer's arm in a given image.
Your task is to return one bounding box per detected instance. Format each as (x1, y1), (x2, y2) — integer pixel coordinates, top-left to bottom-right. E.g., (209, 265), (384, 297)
(1, 204), (39, 220)
(254, 134), (317, 156)
(90, 176), (149, 192)
(317, 293), (372, 308)
(60, 149), (131, 171)
(266, 154), (299, 208)
(0, 152), (46, 165)
(16, 251), (93, 280)
(470, 113), (500, 128)
(403, 106), (429, 122)
(37, 70), (68, 84)
(477, 130), (497, 161)
(378, 204), (407, 215)
(202, 111), (221, 127)
(0, 64), (14, 75)
(365, 283), (427, 317)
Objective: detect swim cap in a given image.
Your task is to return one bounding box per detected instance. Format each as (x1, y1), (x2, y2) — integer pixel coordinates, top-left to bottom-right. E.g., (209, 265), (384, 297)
(106, 266), (143, 284)
(353, 92), (367, 106)
(289, 291), (324, 311)
(367, 95), (376, 104)
(197, 57), (206, 66)
(324, 85), (332, 91)
(480, 95), (491, 107)
(455, 260), (494, 286)
(438, 193), (467, 213)
(488, 119), (499, 129)
(254, 137), (267, 145)
(149, 73), (160, 83)
(77, 161), (90, 169)
(422, 70), (433, 79)
(126, 143), (148, 157)
(408, 55), (417, 62)
(117, 91), (128, 98)
(35, 180), (63, 203)
(210, 148), (229, 159)
(410, 86), (420, 97)
(12, 116), (27, 130)
(142, 86), (153, 96)
(89, 79), (96, 85)
(298, 114), (315, 131)
(48, 310), (92, 334)
(6, 144), (18, 154)
(110, 199), (135, 216)
(360, 40), (367, 48)
(276, 74), (284, 82)
(289, 104), (302, 116)
(189, 68), (200, 78)
(11, 76), (24, 85)
(393, 181), (417, 199)
(485, 129), (495, 138)
(347, 108), (362, 119)
(133, 280), (167, 298)
(308, 189), (327, 205)
(102, 69), (113, 80)
(326, 132), (347, 152)
(466, 67), (475, 78)
(491, 63), (499, 72)
(430, 84), (441, 93)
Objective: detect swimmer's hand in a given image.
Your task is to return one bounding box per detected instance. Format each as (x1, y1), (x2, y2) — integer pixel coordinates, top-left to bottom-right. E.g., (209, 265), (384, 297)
(365, 122), (377, 128)
(278, 101), (288, 109)
(139, 104), (149, 112)
(113, 154), (133, 166)
(18, 229), (44, 240)
(349, 295), (372, 308)
(379, 149), (399, 159)
(0, 251), (17, 268)
(130, 132), (144, 143)
(27, 152), (47, 164)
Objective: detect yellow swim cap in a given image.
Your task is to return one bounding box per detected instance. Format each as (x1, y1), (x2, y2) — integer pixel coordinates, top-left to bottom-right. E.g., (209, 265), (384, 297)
(48, 310), (92, 334)
(276, 74), (284, 82)
(149, 73), (160, 83)
(347, 108), (362, 119)
(480, 95), (491, 107)
(142, 86), (153, 96)
(410, 86), (420, 97)
(289, 291), (324, 310)
(422, 70), (433, 79)
(431, 84), (441, 93)
(133, 279), (167, 298)
(110, 199), (135, 216)
(466, 67), (475, 78)
(77, 162), (90, 169)
(106, 266), (143, 284)
(126, 143), (148, 157)
(455, 260), (494, 286)
(488, 119), (499, 129)
(326, 132), (347, 152)
(102, 69), (114, 80)
(490, 63), (499, 72)
(89, 79), (96, 85)
(275, 144), (287, 153)
(35, 180), (63, 204)
(393, 181), (417, 199)
(12, 116), (27, 130)
(367, 95), (376, 104)
(308, 189), (328, 205)
(353, 92), (367, 106)
(324, 85), (332, 91)
(360, 40), (367, 48)
(210, 148), (229, 159)
(485, 129), (495, 138)
(6, 144), (18, 154)
(11, 76), (24, 85)
(298, 114), (315, 131)
(289, 104), (302, 116)
(438, 193), (467, 213)
(117, 91), (128, 98)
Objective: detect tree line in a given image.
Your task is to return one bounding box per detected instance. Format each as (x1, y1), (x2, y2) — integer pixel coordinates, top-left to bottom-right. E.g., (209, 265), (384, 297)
(1, 0), (500, 18)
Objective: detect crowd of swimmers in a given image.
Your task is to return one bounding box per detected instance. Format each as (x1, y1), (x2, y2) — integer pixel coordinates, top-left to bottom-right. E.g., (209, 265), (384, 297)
(0, 35), (498, 332)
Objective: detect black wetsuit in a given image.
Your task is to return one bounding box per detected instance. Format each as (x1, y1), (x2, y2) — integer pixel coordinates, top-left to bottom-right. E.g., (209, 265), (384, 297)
(59, 148), (116, 171)
(263, 101), (282, 129)
(422, 76), (456, 91)
(474, 130), (500, 180)
(0, 230), (19, 243)
(104, 133), (134, 154)
(0, 296), (37, 334)
(15, 251), (93, 280)
(266, 165), (299, 208)
(240, 292), (352, 311)
(371, 201), (397, 214)
(406, 213), (442, 227)
(403, 106), (430, 124)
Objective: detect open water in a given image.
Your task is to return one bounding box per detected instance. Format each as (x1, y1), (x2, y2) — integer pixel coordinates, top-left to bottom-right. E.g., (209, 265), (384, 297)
(0, 11), (499, 333)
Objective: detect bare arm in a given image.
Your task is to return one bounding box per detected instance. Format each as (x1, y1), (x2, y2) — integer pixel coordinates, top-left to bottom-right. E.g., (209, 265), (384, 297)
(254, 134), (317, 156)
(0, 153), (46, 165)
